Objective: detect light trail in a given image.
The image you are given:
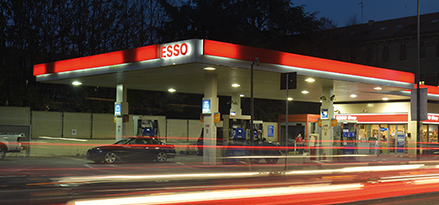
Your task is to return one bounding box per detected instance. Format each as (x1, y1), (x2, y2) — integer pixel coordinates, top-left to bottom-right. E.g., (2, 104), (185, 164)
(67, 183), (363, 205)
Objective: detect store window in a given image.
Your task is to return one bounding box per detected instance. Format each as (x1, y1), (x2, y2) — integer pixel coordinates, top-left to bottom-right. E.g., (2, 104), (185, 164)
(358, 124), (368, 141)
(380, 124), (388, 154)
(428, 125), (438, 143)
(379, 125), (388, 141)
(388, 125), (406, 154)
(422, 125), (428, 142)
(370, 124), (380, 140)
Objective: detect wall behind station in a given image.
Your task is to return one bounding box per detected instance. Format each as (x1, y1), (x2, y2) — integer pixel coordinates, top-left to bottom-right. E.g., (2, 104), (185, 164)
(0, 106), (30, 125)
(0, 106), (278, 156)
(32, 111), (62, 138)
(166, 119), (188, 142)
(0, 106), (211, 143)
(92, 113), (116, 139)
(63, 112), (92, 139)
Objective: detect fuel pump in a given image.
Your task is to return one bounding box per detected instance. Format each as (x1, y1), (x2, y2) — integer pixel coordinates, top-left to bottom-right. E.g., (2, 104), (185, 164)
(133, 116), (160, 138)
(223, 115), (281, 164)
(333, 120), (357, 156)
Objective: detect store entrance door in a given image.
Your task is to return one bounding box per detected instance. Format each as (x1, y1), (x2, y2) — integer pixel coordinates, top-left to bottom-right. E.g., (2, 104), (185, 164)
(388, 125), (405, 154)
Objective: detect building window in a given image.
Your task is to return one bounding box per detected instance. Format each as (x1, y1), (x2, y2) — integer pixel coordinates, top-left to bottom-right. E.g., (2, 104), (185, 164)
(420, 41), (425, 59)
(383, 45), (390, 62)
(366, 47), (373, 63)
(436, 39), (439, 58)
(399, 43), (407, 61)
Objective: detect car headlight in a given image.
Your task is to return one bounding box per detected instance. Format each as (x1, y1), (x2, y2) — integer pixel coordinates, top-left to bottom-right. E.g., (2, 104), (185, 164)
(96, 148), (103, 153)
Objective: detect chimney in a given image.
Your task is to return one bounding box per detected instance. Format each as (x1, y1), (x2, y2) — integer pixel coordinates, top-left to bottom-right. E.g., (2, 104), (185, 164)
(368, 20), (375, 26)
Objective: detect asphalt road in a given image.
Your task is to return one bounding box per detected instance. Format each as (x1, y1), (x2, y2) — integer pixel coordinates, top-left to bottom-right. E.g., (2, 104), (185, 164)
(343, 192), (439, 205)
(0, 154), (291, 204)
(2, 155), (439, 205)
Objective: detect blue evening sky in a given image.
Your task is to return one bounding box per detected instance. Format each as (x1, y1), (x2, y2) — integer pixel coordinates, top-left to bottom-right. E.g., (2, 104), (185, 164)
(292, 0), (439, 27)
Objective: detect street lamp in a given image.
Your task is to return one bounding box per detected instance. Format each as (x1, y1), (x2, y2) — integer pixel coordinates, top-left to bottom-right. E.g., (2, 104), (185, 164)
(250, 58), (259, 143)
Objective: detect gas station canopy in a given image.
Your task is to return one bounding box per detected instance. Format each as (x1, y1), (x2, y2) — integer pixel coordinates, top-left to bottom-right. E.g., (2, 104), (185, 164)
(33, 39), (439, 102)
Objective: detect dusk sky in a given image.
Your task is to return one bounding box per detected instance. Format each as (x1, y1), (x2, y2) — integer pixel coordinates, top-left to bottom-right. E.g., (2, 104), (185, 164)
(293, 0), (439, 27)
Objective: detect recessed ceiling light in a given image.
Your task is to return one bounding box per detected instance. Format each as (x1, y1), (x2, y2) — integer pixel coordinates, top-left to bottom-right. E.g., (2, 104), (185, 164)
(168, 88), (176, 92)
(240, 94), (245, 97)
(382, 97), (389, 101)
(374, 87), (382, 90)
(72, 81), (82, 86)
(232, 84), (240, 87)
(288, 97), (293, 101)
(350, 94), (357, 98)
(204, 67), (216, 71)
(305, 78), (315, 82)
(301, 90), (309, 94)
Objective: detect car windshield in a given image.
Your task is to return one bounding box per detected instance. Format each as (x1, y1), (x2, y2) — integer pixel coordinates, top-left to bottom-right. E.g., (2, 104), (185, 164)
(147, 138), (162, 145)
(114, 139), (130, 145)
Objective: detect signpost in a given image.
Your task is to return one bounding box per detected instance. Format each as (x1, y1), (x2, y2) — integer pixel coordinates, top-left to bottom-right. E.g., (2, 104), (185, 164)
(281, 72), (297, 176)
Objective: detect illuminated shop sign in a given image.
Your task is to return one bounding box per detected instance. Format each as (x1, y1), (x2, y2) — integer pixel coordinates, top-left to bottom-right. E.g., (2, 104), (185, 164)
(428, 114), (439, 121)
(160, 42), (191, 59)
(334, 113), (439, 124)
(335, 115), (358, 121)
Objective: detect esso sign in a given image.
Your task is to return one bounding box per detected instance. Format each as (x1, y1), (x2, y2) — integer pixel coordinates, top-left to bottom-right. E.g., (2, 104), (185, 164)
(160, 43), (191, 59)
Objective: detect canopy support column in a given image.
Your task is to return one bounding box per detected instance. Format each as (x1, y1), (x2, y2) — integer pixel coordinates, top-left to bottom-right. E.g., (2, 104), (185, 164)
(115, 84), (128, 142)
(203, 74), (218, 165)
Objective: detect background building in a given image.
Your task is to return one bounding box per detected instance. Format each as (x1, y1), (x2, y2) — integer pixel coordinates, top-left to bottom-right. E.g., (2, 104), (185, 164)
(316, 12), (439, 86)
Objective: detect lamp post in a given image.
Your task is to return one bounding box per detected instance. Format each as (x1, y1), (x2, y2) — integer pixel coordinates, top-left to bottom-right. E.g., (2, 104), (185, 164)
(416, 0), (421, 156)
(250, 58), (259, 144)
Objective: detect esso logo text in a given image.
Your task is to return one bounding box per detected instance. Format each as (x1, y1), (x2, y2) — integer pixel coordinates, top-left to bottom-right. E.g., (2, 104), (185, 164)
(160, 43), (190, 59)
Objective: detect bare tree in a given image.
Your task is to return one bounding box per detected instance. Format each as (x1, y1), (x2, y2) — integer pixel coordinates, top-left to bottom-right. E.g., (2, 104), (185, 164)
(345, 14), (359, 26)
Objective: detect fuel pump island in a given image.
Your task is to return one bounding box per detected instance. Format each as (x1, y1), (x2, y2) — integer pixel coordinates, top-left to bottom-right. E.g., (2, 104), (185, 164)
(222, 115), (282, 164)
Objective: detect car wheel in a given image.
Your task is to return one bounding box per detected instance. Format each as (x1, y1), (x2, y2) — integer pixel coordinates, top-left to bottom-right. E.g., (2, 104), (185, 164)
(265, 158), (279, 164)
(250, 158), (260, 164)
(265, 151), (280, 164)
(0, 147), (6, 160)
(104, 152), (117, 164)
(156, 152), (167, 163)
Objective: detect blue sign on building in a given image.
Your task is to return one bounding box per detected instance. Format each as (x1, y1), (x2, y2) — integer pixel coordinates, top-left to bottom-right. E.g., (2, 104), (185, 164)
(321, 109), (328, 119)
(202, 99), (211, 114)
(268, 125), (274, 137)
(114, 104), (121, 116)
